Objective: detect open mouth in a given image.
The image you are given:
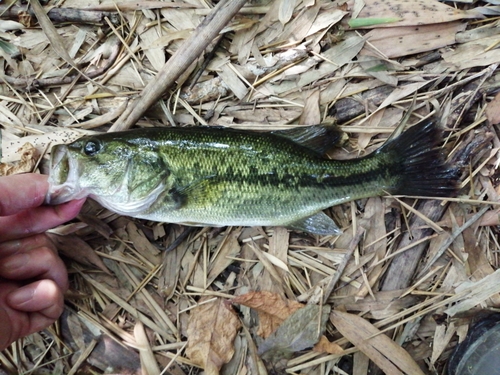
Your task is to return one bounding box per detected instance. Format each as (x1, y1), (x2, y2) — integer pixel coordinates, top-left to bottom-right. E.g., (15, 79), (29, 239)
(52, 145), (70, 185)
(45, 145), (84, 205)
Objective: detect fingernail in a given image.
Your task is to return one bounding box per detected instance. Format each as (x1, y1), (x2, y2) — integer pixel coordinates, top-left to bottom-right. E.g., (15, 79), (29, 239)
(1, 253), (30, 272)
(8, 285), (35, 306)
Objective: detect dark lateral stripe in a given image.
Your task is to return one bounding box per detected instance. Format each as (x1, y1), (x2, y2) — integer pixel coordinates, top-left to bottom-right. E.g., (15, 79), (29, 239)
(219, 164), (395, 191)
(218, 153), (457, 197)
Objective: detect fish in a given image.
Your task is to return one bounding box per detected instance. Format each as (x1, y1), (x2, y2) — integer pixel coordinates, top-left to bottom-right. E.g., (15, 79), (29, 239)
(45, 120), (458, 235)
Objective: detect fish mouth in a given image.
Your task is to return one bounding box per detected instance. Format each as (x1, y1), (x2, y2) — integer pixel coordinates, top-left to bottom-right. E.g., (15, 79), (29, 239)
(45, 145), (86, 205)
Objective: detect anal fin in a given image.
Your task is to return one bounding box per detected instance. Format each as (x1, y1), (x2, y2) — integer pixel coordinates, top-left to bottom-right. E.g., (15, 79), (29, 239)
(287, 211), (342, 235)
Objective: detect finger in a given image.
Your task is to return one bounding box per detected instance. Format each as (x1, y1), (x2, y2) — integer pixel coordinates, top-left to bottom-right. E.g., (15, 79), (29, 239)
(7, 279), (64, 318)
(0, 174), (48, 216)
(0, 198), (85, 242)
(0, 282), (20, 350)
(0, 233), (56, 259)
(0, 234), (68, 292)
(5, 279), (65, 338)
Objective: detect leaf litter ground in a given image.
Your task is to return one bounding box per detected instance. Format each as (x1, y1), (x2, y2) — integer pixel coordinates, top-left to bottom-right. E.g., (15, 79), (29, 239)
(1, 0), (500, 374)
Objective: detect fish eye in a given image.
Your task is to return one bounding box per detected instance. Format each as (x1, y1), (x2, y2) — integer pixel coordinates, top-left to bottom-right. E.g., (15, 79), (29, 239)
(83, 140), (102, 156)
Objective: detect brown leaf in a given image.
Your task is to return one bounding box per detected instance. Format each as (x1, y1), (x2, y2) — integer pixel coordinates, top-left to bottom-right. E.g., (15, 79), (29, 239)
(362, 22), (466, 58)
(330, 310), (425, 375)
(134, 321), (160, 375)
(207, 228), (242, 285)
(233, 291), (304, 338)
(357, 0), (480, 28)
(234, 291), (339, 357)
(30, 0), (74, 65)
(299, 89), (321, 126)
(77, 213), (114, 239)
(0, 142), (38, 176)
(1, 129), (88, 164)
(186, 298), (241, 375)
(126, 222), (161, 264)
(47, 233), (110, 274)
(486, 91), (500, 125)
(313, 335), (344, 355)
(257, 304), (331, 360)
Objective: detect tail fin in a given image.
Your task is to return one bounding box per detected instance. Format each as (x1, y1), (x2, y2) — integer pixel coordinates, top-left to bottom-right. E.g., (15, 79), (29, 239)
(379, 119), (459, 197)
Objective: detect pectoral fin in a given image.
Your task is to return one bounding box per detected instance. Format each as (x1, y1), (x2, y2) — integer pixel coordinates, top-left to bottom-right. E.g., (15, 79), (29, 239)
(287, 212), (342, 235)
(146, 177), (222, 216)
(174, 176), (222, 208)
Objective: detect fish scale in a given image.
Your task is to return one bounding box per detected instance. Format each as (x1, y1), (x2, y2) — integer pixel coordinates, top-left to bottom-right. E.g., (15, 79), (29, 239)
(45, 120), (459, 235)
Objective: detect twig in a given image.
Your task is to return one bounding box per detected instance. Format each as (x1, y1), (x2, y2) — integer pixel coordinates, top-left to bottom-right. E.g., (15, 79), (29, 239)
(322, 228), (365, 304)
(0, 3), (119, 24)
(109, 0), (249, 132)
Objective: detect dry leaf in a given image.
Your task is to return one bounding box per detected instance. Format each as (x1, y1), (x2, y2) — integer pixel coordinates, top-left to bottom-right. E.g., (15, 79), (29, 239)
(186, 298), (242, 375)
(134, 321), (160, 375)
(299, 89), (321, 125)
(442, 34), (500, 70)
(331, 310), (425, 375)
(47, 233), (110, 273)
(486, 91), (500, 125)
(77, 213), (113, 240)
(313, 335), (344, 355)
(1, 129), (90, 164)
(218, 63), (248, 100)
(378, 81), (428, 110)
(233, 290), (304, 338)
(234, 291), (340, 357)
(258, 304), (331, 360)
(280, 3), (321, 42)
(207, 228), (242, 285)
(445, 268), (500, 316)
(362, 22), (467, 58)
(126, 222), (161, 264)
(267, 226), (289, 270)
(430, 322), (456, 365)
(358, 56), (398, 86)
(307, 8), (347, 38)
(29, 0), (76, 68)
(0, 20), (24, 32)
(140, 23), (165, 72)
(278, 0), (296, 25)
(356, 0), (481, 28)
(295, 33), (364, 89)
(0, 142), (37, 176)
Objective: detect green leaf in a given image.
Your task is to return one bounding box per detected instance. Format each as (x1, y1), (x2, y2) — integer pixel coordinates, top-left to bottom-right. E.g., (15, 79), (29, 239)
(0, 39), (19, 56)
(348, 17), (402, 28)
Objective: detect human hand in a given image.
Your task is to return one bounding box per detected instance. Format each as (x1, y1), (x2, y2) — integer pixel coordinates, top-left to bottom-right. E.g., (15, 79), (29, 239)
(0, 174), (85, 350)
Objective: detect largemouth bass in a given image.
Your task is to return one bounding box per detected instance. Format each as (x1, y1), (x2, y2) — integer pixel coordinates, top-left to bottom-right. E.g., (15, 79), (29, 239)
(45, 120), (458, 235)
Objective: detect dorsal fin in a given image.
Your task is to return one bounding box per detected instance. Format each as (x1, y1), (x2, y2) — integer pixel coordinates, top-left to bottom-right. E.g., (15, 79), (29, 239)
(271, 124), (344, 155)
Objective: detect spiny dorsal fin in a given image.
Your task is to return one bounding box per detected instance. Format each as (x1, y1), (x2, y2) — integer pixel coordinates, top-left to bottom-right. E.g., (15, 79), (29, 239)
(272, 124), (344, 155)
